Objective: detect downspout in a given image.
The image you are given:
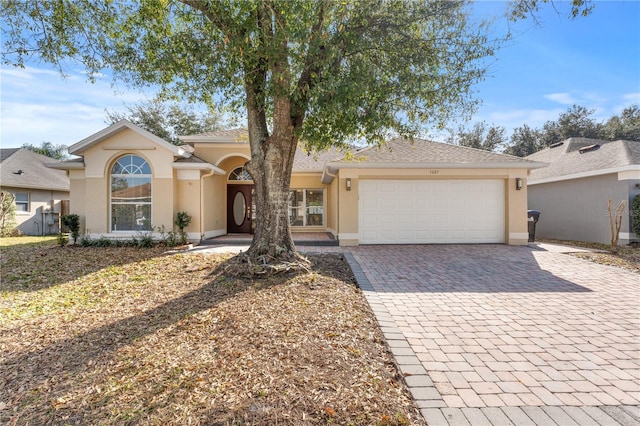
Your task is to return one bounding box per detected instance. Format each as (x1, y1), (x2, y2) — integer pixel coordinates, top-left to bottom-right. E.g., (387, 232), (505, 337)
(199, 168), (216, 243)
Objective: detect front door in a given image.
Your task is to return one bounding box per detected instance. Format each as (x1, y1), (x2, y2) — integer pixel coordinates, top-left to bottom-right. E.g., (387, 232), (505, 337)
(227, 185), (253, 233)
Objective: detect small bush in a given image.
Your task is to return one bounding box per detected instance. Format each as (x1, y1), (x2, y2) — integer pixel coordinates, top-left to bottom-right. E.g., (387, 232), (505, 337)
(0, 191), (17, 236)
(632, 194), (640, 239)
(165, 231), (181, 247)
(135, 233), (154, 248)
(61, 214), (80, 244)
(57, 232), (69, 247)
(175, 211), (192, 244)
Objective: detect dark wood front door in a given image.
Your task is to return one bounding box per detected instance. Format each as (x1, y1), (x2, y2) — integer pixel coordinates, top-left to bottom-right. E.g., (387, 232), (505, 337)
(227, 185), (253, 233)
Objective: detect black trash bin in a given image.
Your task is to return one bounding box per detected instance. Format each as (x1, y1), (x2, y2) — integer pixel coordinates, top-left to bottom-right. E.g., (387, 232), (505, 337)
(527, 210), (541, 242)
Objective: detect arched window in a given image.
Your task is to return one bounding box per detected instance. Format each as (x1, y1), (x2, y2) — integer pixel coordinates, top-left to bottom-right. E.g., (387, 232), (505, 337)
(110, 155), (152, 231)
(229, 166), (253, 181)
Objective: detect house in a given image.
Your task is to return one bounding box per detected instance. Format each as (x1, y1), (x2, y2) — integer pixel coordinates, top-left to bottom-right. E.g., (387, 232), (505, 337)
(48, 120), (545, 246)
(0, 148), (70, 235)
(526, 138), (640, 245)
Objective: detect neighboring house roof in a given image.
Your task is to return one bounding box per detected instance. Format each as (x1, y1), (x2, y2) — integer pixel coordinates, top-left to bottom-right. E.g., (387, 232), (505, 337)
(526, 138), (640, 184)
(68, 120), (194, 158)
(0, 148), (70, 191)
(1, 148), (20, 162)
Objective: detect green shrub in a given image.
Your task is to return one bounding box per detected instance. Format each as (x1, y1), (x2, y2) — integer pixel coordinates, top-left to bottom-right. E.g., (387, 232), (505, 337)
(0, 191), (17, 237)
(175, 211), (192, 244)
(57, 232), (68, 247)
(632, 194), (640, 238)
(61, 214), (80, 244)
(135, 232), (154, 248)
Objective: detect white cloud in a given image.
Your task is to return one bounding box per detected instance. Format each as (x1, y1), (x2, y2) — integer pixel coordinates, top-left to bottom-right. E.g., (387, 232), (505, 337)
(1, 65), (152, 148)
(622, 92), (640, 104)
(544, 93), (577, 105)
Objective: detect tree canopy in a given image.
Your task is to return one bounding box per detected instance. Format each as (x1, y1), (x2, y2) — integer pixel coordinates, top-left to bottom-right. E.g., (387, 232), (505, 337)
(447, 121), (506, 152)
(2, 1), (496, 145)
(504, 104), (640, 157)
(21, 141), (68, 160)
(106, 98), (221, 145)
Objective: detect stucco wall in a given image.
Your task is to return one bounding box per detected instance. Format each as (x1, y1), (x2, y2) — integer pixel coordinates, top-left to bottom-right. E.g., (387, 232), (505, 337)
(76, 129), (177, 236)
(528, 173), (637, 244)
(2, 186), (69, 235)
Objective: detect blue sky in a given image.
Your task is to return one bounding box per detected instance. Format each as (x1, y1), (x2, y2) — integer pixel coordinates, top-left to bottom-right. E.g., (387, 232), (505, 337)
(1, 1), (638, 150)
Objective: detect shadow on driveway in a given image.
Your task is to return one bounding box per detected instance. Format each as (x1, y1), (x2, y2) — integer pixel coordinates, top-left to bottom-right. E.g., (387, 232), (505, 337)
(349, 244), (592, 293)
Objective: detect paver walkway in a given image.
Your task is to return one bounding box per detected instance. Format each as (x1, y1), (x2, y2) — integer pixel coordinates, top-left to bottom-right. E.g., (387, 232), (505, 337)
(345, 244), (640, 425)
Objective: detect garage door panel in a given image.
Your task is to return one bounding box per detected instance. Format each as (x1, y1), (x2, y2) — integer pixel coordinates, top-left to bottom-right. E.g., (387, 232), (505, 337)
(359, 179), (504, 244)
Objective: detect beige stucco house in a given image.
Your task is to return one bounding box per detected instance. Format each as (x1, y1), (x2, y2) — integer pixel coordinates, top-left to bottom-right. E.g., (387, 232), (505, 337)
(49, 120), (545, 246)
(526, 138), (640, 245)
(1, 148), (70, 235)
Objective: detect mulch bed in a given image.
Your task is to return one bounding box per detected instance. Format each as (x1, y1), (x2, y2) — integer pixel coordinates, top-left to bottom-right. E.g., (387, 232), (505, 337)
(0, 244), (424, 425)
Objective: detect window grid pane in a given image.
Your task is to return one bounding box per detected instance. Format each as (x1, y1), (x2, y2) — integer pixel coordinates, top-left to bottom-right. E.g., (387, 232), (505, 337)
(111, 155), (152, 231)
(288, 189), (323, 227)
(14, 193), (29, 212)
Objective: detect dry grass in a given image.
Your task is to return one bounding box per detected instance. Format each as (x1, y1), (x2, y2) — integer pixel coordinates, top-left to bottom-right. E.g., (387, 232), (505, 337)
(0, 238), (424, 425)
(540, 238), (640, 274)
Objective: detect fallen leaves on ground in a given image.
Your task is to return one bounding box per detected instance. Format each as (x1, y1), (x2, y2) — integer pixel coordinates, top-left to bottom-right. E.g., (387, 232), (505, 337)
(540, 239), (640, 274)
(0, 240), (423, 425)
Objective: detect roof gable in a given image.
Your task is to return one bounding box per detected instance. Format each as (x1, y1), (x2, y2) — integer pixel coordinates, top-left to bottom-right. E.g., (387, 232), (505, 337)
(526, 138), (640, 183)
(0, 149), (70, 191)
(69, 120), (193, 158)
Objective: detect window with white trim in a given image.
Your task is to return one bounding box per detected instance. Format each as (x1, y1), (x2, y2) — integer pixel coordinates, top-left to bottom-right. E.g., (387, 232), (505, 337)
(14, 192), (29, 212)
(229, 166), (253, 181)
(289, 189), (324, 227)
(110, 155), (152, 231)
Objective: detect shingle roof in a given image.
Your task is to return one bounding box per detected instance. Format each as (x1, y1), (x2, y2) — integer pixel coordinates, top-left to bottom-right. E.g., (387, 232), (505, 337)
(293, 145), (348, 171)
(331, 137), (542, 167)
(0, 148), (20, 163)
(526, 138), (640, 183)
(0, 148), (70, 191)
(179, 128), (249, 143)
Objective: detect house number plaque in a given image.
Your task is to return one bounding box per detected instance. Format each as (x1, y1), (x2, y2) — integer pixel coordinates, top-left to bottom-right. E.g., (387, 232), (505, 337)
(429, 169), (440, 175)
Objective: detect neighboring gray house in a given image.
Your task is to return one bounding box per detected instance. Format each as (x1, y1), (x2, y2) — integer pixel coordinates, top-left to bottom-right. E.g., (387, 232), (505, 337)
(526, 138), (640, 245)
(0, 148), (70, 235)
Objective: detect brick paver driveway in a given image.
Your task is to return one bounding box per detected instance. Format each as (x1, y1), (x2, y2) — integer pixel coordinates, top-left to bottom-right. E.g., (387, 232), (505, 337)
(345, 244), (639, 425)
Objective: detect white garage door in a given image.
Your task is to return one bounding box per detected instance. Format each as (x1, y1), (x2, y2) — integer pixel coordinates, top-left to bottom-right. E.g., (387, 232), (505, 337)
(359, 179), (505, 244)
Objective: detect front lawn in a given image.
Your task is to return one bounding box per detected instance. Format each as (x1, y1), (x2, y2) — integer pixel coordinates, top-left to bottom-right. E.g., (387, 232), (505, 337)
(0, 239), (423, 425)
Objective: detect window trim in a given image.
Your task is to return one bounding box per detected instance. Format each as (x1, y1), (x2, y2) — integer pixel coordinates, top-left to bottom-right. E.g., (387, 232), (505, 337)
(228, 166), (253, 182)
(14, 192), (30, 213)
(110, 154), (152, 232)
(289, 188), (325, 228)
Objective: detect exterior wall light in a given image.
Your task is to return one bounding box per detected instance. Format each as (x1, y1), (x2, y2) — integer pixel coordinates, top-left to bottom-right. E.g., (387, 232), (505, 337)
(346, 178), (351, 191)
(515, 177), (523, 191)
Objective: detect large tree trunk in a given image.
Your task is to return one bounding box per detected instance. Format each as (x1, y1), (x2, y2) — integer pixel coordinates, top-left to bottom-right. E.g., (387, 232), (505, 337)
(245, 132), (298, 260)
(238, 2), (314, 268)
